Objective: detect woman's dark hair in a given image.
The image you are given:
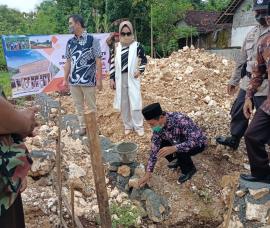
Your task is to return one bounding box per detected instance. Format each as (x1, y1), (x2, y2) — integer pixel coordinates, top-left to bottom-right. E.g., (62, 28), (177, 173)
(69, 14), (85, 28)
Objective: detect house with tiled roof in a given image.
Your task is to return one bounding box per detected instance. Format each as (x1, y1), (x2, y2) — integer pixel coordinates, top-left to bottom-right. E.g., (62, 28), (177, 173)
(176, 10), (229, 49)
(177, 0), (255, 50)
(215, 0), (255, 47)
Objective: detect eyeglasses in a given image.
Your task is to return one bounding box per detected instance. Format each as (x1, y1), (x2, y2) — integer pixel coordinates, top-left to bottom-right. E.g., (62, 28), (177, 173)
(121, 32), (132, 37)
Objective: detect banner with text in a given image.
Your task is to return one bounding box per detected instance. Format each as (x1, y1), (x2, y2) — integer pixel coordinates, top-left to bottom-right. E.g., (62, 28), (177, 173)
(1, 33), (110, 98)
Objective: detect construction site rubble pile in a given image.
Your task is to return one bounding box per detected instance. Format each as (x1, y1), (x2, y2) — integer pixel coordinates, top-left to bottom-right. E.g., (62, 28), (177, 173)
(22, 47), (265, 227)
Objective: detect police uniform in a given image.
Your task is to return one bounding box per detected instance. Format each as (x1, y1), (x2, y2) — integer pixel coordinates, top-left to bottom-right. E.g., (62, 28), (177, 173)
(240, 0), (270, 183)
(216, 23), (269, 149)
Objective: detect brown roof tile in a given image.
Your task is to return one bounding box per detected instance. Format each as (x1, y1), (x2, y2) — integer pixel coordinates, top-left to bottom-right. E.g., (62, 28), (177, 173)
(182, 10), (221, 33)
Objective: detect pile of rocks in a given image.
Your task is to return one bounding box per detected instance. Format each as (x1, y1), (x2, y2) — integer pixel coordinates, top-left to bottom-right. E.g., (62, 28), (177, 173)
(101, 137), (170, 223)
(221, 175), (270, 228)
(24, 46), (249, 227)
(107, 161), (170, 223)
(24, 105), (170, 226)
(141, 47), (234, 140)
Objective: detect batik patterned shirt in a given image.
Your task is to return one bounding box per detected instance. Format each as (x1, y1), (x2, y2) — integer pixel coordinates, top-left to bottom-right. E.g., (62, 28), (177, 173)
(147, 112), (207, 173)
(65, 30), (102, 86)
(246, 33), (270, 115)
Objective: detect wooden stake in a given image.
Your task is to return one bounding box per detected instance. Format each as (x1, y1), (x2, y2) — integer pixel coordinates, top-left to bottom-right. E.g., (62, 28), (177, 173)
(51, 175), (83, 228)
(56, 102), (63, 226)
(71, 185), (75, 228)
(62, 218), (69, 228)
(224, 175), (239, 228)
(62, 195), (84, 228)
(84, 112), (112, 228)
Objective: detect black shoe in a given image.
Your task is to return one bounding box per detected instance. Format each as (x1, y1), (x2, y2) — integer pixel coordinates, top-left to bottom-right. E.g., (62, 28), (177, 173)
(240, 174), (270, 184)
(177, 168), (197, 184)
(216, 136), (240, 150)
(167, 159), (179, 169)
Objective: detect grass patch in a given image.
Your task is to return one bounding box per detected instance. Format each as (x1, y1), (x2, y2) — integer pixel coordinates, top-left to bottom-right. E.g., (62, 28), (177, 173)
(95, 203), (143, 227)
(0, 71), (12, 97)
(110, 203), (143, 228)
(197, 189), (213, 204)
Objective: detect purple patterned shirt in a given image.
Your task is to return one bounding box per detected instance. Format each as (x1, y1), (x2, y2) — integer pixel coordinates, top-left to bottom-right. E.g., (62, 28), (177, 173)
(147, 112), (207, 173)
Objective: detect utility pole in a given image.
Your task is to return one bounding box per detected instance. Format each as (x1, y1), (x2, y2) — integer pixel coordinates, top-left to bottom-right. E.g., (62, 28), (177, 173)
(151, 4), (153, 58)
(105, 0), (108, 15)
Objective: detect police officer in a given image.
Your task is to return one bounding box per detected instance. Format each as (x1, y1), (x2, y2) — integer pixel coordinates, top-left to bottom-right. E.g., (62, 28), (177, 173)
(241, 1), (270, 184)
(216, 0), (269, 150)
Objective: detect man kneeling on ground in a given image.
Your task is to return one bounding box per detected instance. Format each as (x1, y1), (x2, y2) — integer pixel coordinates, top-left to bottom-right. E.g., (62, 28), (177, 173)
(138, 103), (207, 186)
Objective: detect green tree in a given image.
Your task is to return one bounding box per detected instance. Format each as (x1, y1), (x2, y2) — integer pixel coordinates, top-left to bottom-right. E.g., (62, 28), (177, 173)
(106, 0), (151, 52)
(151, 0), (193, 56)
(27, 0), (58, 34)
(191, 0), (203, 9)
(55, 0), (100, 33)
(102, 14), (110, 32)
(130, 0), (151, 52)
(107, 0), (132, 23)
(176, 26), (198, 46)
(0, 5), (29, 34)
(203, 0), (231, 11)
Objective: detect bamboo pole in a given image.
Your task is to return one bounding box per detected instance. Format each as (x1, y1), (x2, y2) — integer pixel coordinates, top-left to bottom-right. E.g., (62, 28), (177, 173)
(84, 112), (112, 228)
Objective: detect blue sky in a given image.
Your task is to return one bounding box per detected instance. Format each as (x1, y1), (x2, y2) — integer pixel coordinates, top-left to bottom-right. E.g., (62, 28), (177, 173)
(0, 0), (42, 12)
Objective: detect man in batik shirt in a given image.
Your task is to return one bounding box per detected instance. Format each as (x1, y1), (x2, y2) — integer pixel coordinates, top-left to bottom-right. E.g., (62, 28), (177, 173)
(138, 103), (207, 186)
(63, 14), (103, 136)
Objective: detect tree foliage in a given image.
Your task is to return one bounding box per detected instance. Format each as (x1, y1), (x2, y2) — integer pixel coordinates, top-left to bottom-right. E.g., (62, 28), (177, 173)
(151, 0), (193, 56)
(107, 0), (132, 23)
(203, 0), (231, 11)
(28, 1), (58, 34)
(0, 0), (232, 69)
(189, 0), (231, 11)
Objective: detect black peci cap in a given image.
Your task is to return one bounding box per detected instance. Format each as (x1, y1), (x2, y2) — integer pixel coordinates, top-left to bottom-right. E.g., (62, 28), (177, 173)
(142, 103), (163, 120)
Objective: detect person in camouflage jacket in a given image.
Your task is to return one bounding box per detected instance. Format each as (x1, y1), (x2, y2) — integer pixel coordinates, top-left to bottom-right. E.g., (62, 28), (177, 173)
(0, 87), (38, 228)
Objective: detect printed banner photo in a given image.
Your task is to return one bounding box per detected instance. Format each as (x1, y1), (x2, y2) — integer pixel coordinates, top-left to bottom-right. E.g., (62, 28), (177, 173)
(1, 33), (110, 98)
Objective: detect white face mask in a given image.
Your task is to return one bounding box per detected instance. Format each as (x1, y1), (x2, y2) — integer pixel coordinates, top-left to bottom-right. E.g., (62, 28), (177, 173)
(69, 26), (75, 34)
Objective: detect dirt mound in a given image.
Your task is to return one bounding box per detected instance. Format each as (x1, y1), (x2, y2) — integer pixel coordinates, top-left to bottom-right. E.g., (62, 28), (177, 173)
(24, 47), (250, 227)
(61, 47), (247, 225)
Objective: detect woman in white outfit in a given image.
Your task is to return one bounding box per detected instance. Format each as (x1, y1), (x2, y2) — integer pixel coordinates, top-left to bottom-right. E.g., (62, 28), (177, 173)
(109, 21), (147, 136)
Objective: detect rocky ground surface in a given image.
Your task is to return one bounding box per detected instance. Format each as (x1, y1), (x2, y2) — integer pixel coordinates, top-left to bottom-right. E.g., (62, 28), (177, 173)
(21, 47), (270, 227)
